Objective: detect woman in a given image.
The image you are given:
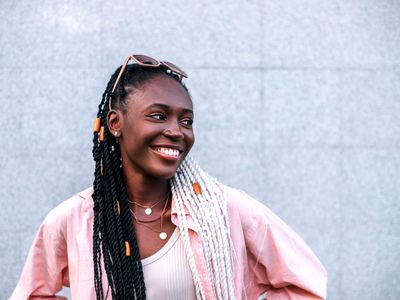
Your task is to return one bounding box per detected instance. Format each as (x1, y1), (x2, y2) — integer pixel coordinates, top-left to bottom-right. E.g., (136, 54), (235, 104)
(10, 54), (327, 300)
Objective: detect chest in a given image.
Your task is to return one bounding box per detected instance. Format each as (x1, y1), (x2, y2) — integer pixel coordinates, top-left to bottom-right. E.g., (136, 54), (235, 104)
(133, 212), (177, 259)
(141, 227), (197, 300)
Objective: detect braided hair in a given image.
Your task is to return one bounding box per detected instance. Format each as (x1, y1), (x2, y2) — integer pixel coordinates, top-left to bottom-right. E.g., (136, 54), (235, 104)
(91, 64), (188, 299)
(92, 63), (235, 299)
(172, 157), (236, 299)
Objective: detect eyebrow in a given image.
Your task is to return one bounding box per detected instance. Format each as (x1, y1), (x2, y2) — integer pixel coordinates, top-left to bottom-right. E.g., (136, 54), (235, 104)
(145, 103), (193, 115)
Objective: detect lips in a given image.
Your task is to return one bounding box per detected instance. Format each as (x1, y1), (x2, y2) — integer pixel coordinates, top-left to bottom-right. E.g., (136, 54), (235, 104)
(154, 147), (180, 157)
(150, 146), (183, 160)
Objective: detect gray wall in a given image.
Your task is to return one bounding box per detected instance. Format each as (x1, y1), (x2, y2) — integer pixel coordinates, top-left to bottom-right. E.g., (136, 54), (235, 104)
(1, 1), (399, 299)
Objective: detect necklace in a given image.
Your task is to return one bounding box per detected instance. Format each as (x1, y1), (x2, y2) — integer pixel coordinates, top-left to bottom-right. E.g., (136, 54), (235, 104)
(127, 192), (167, 216)
(129, 209), (162, 223)
(130, 192), (170, 240)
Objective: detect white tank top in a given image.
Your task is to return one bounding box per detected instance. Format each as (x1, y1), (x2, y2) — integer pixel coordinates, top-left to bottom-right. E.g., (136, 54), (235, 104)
(141, 227), (197, 300)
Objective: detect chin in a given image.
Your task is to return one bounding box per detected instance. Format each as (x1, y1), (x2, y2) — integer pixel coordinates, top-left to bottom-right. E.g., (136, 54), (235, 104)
(149, 165), (181, 180)
(149, 154), (188, 179)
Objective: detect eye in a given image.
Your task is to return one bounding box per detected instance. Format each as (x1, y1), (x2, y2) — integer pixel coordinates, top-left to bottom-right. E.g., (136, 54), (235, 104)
(147, 113), (166, 121)
(181, 118), (193, 127)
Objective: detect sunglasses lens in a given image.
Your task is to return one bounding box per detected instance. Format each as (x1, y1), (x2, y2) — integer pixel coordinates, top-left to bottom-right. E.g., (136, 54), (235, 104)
(163, 61), (188, 78)
(133, 54), (159, 66)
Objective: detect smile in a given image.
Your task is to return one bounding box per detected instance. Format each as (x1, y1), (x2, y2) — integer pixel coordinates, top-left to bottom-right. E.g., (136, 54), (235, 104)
(151, 146), (182, 160)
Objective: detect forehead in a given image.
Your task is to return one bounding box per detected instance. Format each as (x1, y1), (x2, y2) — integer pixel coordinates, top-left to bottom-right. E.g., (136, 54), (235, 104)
(126, 75), (193, 111)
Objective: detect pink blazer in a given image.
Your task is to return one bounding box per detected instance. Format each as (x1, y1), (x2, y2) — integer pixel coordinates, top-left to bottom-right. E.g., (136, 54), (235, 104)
(10, 185), (327, 299)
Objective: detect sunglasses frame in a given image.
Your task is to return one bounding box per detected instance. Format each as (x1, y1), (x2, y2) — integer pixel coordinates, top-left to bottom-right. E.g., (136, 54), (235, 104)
(108, 54), (188, 111)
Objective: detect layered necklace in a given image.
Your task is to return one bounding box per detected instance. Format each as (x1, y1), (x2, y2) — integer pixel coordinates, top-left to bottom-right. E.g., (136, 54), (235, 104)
(129, 192), (171, 240)
(128, 193), (167, 216)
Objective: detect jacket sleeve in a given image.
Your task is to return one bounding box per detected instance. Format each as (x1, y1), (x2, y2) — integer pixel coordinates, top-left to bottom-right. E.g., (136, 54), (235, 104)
(244, 195), (328, 300)
(9, 206), (69, 300)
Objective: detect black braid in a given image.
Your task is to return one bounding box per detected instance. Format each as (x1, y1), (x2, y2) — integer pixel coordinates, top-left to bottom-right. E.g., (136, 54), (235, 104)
(92, 63), (190, 299)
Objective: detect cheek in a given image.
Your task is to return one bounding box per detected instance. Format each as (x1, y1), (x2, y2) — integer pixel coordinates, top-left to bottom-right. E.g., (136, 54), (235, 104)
(125, 123), (160, 146)
(186, 131), (195, 150)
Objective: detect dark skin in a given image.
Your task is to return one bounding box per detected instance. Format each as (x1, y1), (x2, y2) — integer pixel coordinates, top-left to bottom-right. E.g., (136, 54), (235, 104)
(107, 75), (195, 259)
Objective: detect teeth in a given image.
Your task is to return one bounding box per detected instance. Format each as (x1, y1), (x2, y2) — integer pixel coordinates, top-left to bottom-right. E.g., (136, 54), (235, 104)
(155, 147), (180, 157)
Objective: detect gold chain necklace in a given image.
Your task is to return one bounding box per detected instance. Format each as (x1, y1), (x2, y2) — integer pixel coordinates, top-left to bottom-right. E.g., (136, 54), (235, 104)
(130, 192), (170, 240)
(127, 191), (168, 216)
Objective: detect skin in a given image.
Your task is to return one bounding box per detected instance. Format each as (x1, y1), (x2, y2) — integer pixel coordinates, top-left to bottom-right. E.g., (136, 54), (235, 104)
(107, 75), (195, 258)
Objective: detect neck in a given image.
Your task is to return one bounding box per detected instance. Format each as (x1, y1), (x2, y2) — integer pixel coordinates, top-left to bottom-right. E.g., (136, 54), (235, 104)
(122, 165), (170, 206)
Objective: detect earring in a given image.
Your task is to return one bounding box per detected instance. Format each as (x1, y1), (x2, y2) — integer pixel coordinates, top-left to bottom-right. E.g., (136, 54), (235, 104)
(114, 131), (119, 137)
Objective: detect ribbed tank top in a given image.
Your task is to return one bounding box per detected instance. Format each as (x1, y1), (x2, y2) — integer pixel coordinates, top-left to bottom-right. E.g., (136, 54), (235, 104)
(141, 227), (196, 300)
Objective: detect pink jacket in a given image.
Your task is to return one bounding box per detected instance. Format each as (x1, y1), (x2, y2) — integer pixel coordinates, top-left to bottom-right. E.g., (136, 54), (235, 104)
(10, 185), (327, 299)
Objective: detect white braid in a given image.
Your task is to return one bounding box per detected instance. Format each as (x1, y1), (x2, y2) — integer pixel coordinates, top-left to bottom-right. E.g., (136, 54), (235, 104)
(183, 157), (235, 299)
(186, 158), (235, 300)
(177, 168), (223, 298)
(193, 163), (235, 299)
(179, 162), (225, 298)
(171, 180), (206, 299)
(186, 159), (235, 299)
(171, 155), (236, 300)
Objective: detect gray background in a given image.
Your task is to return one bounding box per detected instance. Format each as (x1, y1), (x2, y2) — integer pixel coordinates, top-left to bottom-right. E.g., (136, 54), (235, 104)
(1, 0), (399, 299)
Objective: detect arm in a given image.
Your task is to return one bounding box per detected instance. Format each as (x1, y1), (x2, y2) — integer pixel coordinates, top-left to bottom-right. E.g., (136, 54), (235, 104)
(9, 207), (69, 300)
(245, 197), (327, 299)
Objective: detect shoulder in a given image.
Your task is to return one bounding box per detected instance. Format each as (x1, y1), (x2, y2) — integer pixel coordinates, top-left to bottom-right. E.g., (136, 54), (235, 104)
(219, 183), (296, 234)
(220, 183), (269, 213)
(42, 187), (94, 235)
(46, 186), (93, 220)
(219, 183), (271, 230)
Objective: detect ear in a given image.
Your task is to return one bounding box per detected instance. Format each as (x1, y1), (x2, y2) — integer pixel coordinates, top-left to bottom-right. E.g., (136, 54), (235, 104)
(107, 109), (122, 136)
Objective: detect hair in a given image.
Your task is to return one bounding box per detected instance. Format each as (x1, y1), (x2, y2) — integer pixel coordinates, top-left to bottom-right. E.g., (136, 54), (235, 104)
(92, 63), (235, 299)
(172, 156), (236, 299)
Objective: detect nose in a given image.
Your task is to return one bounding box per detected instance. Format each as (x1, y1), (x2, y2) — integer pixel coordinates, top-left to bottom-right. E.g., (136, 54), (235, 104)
(163, 122), (184, 140)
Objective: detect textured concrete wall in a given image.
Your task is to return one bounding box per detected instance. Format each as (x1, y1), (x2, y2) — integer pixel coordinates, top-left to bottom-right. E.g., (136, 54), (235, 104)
(1, 1), (399, 299)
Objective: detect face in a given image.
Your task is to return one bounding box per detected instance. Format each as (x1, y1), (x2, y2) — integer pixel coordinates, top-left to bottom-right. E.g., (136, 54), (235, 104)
(108, 75), (195, 179)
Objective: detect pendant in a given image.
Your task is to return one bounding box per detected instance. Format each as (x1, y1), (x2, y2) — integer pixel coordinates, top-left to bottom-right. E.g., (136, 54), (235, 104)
(159, 232), (167, 240)
(144, 208), (152, 215)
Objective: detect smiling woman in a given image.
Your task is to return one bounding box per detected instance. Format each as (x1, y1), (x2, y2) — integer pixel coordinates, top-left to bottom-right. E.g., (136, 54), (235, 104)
(9, 54), (327, 300)
(108, 75), (195, 180)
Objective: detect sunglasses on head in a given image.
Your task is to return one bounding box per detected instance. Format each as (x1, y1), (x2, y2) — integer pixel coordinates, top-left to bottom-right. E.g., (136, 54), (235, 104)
(110, 54), (188, 96)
